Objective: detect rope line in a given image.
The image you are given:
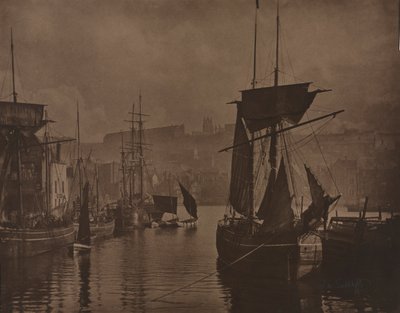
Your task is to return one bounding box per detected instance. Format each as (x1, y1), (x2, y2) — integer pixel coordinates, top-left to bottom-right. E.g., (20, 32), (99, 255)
(306, 112), (340, 195)
(150, 242), (266, 303)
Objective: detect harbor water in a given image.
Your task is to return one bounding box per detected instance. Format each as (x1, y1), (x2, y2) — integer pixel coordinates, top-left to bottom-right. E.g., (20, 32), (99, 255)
(1, 206), (399, 313)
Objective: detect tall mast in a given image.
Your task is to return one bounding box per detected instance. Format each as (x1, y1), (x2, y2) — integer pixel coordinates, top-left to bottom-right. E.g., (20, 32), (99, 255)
(11, 29), (24, 226)
(44, 110), (50, 215)
(95, 162), (99, 220)
(274, 0), (280, 87)
(120, 131), (126, 202)
(252, 1), (259, 89)
(138, 91), (144, 202)
(249, 1), (259, 217)
(77, 101), (82, 204)
(267, 0), (280, 216)
(11, 28), (17, 103)
(130, 101), (135, 204)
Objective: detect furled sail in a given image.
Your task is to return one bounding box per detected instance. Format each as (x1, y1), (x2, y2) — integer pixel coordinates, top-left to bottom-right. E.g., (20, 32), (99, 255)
(77, 182), (91, 245)
(260, 159), (294, 232)
(229, 113), (252, 216)
(301, 165), (340, 232)
(179, 182), (198, 219)
(239, 83), (324, 133)
(152, 195), (177, 215)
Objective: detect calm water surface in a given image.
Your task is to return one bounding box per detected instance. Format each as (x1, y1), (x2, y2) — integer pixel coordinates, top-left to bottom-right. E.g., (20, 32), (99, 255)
(1, 206), (399, 312)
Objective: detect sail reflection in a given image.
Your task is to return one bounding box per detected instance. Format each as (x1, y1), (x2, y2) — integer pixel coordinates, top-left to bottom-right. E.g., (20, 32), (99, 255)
(77, 254), (91, 312)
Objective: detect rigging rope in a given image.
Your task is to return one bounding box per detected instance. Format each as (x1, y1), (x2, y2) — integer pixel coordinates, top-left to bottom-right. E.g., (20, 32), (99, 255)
(306, 112), (340, 195)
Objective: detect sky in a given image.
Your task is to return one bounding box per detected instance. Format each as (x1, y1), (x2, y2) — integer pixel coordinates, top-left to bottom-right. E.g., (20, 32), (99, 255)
(0, 0), (399, 142)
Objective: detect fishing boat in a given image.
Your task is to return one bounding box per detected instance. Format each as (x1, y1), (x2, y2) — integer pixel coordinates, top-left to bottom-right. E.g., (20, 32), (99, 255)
(149, 182), (198, 228)
(73, 182), (91, 252)
(178, 182), (198, 227)
(322, 197), (400, 274)
(71, 104), (115, 239)
(0, 31), (75, 258)
(216, 1), (342, 281)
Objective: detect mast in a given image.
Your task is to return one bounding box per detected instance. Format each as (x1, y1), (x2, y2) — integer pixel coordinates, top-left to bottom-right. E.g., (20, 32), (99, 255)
(77, 101), (82, 205)
(95, 162), (99, 220)
(44, 110), (50, 215)
(120, 131), (127, 203)
(130, 101), (135, 205)
(268, 0), (280, 209)
(252, 0), (258, 89)
(274, 1), (280, 86)
(249, 0), (259, 218)
(138, 91), (144, 202)
(11, 28), (17, 103)
(11, 29), (24, 227)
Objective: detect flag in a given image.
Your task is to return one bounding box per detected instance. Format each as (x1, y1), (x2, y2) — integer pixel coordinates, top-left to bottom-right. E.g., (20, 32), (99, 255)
(256, 0), (259, 9)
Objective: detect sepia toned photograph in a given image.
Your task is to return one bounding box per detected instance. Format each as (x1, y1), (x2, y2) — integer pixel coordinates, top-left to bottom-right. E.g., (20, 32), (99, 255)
(0, 0), (399, 312)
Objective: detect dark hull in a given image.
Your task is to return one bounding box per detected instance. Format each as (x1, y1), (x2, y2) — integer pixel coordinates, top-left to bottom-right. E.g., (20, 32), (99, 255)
(91, 220), (115, 238)
(0, 226), (75, 258)
(322, 216), (400, 274)
(216, 220), (317, 281)
(74, 220), (115, 240)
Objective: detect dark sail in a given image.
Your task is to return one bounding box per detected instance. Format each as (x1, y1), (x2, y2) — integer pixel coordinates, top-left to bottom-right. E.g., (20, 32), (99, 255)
(260, 159), (294, 232)
(229, 113), (252, 216)
(0, 101), (45, 130)
(152, 195), (177, 215)
(179, 182), (197, 219)
(77, 182), (91, 245)
(239, 83), (324, 133)
(256, 128), (278, 220)
(145, 205), (164, 221)
(302, 165), (340, 232)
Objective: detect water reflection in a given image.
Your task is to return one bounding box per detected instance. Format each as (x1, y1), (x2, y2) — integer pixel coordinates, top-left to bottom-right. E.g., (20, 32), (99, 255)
(0, 206), (399, 312)
(0, 248), (70, 312)
(320, 268), (400, 313)
(77, 254), (91, 312)
(216, 260), (323, 313)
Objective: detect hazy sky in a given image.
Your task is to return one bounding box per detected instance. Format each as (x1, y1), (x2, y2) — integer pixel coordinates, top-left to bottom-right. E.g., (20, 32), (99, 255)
(0, 0), (399, 142)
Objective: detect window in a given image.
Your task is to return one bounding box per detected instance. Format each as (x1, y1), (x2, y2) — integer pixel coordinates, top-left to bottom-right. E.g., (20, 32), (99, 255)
(62, 181), (65, 193)
(55, 181), (58, 194)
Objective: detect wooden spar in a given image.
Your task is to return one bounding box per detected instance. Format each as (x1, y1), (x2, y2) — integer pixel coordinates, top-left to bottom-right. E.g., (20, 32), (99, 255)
(218, 110), (345, 152)
(11, 28), (17, 103)
(138, 91), (144, 201)
(130, 101), (135, 205)
(274, 0), (280, 87)
(20, 138), (75, 150)
(249, 0), (259, 218)
(252, 0), (258, 89)
(44, 110), (50, 215)
(95, 163), (99, 220)
(77, 101), (83, 209)
(10, 29), (24, 226)
(120, 131), (126, 202)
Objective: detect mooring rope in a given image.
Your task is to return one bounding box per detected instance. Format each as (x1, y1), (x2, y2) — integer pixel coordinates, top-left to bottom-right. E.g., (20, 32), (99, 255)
(150, 242), (266, 303)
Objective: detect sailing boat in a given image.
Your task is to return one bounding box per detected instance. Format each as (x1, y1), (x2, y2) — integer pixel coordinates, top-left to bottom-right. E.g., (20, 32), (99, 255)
(216, 1), (342, 280)
(74, 182), (91, 251)
(72, 104), (115, 239)
(0, 31), (75, 258)
(178, 182), (198, 226)
(149, 181), (198, 228)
